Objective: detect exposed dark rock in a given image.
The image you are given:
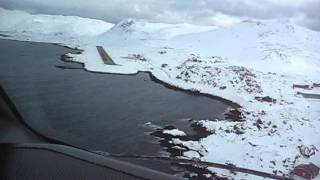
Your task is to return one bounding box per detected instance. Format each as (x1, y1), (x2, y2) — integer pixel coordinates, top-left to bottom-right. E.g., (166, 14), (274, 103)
(313, 83), (320, 88)
(159, 50), (167, 54)
(161, 64), (168, 68)
(255, 96), (277, 103)
(225, 109), (245, 122)
(176, 162), (229, 180)
(298, 145), (318, 158)
(253, 118), (264, 130)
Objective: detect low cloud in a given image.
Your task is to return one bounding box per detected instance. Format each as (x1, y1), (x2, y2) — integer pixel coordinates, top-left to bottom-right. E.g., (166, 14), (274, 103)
(0, 0), (319, 30)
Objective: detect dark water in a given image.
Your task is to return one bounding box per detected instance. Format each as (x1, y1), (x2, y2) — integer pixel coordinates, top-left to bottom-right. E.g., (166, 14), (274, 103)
(0, 39), (230, 155)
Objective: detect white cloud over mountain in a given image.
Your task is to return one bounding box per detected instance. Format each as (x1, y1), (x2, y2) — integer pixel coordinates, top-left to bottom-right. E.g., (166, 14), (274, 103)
(0, 0), (319, 30)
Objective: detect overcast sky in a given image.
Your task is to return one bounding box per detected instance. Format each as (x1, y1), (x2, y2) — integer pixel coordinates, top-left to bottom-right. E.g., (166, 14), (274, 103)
(1, 0), (319, 30)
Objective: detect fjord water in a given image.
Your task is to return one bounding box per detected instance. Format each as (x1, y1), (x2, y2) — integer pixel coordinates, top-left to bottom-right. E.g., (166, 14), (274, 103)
(0, 39), (230, 155)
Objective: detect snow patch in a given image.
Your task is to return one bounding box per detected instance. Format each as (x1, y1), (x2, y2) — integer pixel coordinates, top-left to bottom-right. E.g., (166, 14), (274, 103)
(162, 129), (186, 136)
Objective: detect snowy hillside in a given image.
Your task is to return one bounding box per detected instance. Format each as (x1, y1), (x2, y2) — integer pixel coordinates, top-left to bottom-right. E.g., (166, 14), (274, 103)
(0, 8), (114, 45)
(170, 19), (320, 77)
(100, 19), (217, 40)
(1, 8), (320, 180)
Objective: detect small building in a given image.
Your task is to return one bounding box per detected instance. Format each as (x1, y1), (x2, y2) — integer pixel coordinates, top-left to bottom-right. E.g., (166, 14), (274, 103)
(293, 84), (311, 90)
(293, 163), (320, 180)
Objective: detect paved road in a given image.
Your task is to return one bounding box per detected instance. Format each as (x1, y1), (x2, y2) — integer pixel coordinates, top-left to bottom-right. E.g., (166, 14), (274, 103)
(96, 46), (117, 65)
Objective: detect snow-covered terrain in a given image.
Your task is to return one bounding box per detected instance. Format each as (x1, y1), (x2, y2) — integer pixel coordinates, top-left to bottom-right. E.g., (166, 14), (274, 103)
(0, 8), (114, 46)
(1, 7), (319, 180)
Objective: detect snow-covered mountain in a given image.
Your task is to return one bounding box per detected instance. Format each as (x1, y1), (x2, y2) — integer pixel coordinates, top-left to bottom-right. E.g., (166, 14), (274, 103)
(169, 19), (320, 77)
(0, 8), (114, 44)
(100, 18), (217, 40)
(1, 8), (320, 180)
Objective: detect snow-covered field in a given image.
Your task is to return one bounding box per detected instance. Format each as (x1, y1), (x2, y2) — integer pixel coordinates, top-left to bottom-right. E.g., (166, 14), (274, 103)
(1, 8), (320, 179)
